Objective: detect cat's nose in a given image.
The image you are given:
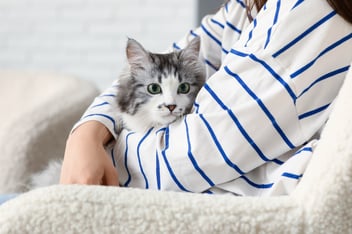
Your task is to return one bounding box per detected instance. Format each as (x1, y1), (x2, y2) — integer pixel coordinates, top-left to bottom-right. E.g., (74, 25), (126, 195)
(166, 104), (177, 112)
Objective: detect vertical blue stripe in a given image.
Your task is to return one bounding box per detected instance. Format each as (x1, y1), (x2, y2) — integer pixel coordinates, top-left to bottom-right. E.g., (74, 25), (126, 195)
(123, 132), (135, 187)
(245, 18), (257, 47)
(224, 0), (230, 12)
(194, 102), (200, 113)
(155, 151), (161, 190)
(184, 118), (215, 186)
(264, 0), (281, 49)
(224, 66), (296, 149)
(161, 127), (190, 192)
(198, 113), (245, 175)
(273, 11), (337, 58)
(136, 128), (154, 189)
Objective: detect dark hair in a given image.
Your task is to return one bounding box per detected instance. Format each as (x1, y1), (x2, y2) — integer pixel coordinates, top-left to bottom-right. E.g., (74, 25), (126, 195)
(326, 0), (352, 24)
(240, 0), (352, 24)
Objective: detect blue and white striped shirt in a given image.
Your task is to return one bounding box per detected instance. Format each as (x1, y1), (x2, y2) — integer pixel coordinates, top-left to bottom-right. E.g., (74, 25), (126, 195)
(75, 0), (352, 195)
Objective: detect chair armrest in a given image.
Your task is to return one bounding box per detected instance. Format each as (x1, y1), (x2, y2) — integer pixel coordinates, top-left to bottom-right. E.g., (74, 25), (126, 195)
(0, 71), (99, 193)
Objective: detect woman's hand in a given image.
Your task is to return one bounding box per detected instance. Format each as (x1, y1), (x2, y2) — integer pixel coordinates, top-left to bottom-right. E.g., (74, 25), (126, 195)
(60, 121), (119, 186)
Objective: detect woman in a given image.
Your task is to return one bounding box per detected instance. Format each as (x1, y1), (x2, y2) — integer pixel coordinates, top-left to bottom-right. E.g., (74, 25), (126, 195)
(60, 0), (352, 196)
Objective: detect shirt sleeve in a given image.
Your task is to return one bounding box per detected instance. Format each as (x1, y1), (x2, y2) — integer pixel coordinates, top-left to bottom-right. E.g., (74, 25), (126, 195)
(172, 0), (251, 79)
(72, 79), (122, 139)
(115, 0), (352, 194)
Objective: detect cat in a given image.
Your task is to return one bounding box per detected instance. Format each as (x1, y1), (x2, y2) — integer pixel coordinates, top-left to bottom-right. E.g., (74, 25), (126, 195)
(117, 37), (205, 132)
(30, 37), (206, 189)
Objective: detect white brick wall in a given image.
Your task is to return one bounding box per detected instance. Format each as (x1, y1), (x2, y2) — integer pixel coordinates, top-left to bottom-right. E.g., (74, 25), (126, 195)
(0, 0), (197, 90)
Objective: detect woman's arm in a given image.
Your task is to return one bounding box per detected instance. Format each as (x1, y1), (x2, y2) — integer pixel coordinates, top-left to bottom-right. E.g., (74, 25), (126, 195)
(60, 121), (119, 185)
(116, 0), (352, 194)
(60, 79), (121, 185)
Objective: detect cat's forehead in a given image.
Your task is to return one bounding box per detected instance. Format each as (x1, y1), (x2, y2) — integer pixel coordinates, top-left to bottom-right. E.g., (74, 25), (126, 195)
(130, 49), (204, 85)
(144, 70), (180, 85)
(149, 53), (179, 73)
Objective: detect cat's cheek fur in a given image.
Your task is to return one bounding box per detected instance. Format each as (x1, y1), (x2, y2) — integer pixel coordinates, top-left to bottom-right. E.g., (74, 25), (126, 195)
(121, 100), (163, 132)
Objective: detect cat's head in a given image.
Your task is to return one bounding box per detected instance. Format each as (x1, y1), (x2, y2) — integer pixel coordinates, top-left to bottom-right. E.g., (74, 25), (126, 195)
(117, 37), (205, 130)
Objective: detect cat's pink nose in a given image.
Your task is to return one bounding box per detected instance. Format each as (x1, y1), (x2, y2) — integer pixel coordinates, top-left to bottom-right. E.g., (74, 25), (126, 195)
(166, 105), (177, 112)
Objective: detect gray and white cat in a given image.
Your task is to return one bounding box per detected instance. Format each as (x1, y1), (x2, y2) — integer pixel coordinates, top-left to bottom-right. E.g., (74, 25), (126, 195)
(30, 37), (205, 188)
(117, 37), (205, 132)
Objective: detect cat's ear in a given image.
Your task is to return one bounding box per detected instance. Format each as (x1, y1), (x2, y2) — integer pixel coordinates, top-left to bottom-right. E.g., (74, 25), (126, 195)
(180, 37), (201, 59)
(126, 38), (150, 68)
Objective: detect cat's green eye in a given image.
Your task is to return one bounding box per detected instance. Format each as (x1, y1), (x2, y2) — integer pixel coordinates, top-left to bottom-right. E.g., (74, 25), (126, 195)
(178, 83), (190, 94)
(147, 83), (162, 94)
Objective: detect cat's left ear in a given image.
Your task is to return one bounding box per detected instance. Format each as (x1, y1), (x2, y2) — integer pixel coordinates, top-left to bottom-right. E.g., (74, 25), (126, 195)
(126, 38), (150, 68)
(180, 37), (201, 59)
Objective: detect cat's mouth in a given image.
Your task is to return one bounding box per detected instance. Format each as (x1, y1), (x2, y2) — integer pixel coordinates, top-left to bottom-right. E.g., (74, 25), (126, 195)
(165, 111), (183, 118)
(158, 112), (182, 124)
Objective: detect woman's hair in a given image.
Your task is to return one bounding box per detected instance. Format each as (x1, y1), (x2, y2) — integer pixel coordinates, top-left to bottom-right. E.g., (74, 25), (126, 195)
(239, 0), (352, 24)
(326, 0), (352, 24)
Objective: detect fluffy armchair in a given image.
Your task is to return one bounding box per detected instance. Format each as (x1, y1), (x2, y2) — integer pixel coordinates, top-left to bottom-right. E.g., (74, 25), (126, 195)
(0, 66), (351, 233)
(0, 71), (99, 193)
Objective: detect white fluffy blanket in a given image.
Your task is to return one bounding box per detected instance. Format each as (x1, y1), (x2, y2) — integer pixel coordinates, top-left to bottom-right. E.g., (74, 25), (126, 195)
(0, 66), (351, 233)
